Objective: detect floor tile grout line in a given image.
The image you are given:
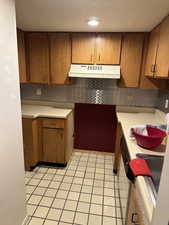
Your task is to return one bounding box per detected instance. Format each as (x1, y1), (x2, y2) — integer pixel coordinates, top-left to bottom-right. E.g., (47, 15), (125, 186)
(26, 151), (118, 225)
(58, 153), (84, 224)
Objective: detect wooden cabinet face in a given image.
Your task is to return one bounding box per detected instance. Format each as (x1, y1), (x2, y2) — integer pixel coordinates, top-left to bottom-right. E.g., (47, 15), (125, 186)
(50, 33), (71, 84)
(17, 30), (27, 83)
(43, 128), (65, 163)
(95, 33), (122, 65)
(120, 33), (144, 88)
(26, 33), (50, 84)
(72, 33), (95, 64)
(155, 16), (169, 78)
(144, 26), (160, 77)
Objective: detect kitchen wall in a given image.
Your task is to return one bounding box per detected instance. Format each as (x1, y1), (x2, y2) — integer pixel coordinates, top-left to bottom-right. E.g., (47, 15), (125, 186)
(21, 79), (158, 107)
(0, 1), (26, 225)
(157, 90), (169, 113)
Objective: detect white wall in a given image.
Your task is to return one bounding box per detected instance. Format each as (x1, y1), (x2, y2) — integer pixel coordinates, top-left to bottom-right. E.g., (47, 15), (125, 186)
(0, 0), (26, 225)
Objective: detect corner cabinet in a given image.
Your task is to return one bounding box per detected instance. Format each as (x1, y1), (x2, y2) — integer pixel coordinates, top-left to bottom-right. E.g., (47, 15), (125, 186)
(71, 33), (122, 65)
(22, 112), (73, 170)
(145, 15), (169, 79)
(155, 16), (169, 78)
(17, 29), (27, 83)
(120, 33), (144, 88)
(144, 26), (160, 77)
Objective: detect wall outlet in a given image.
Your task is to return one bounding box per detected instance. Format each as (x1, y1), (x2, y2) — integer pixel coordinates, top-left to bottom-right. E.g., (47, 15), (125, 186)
(165, 99), (169, 109)
(36, 88), (42, 96)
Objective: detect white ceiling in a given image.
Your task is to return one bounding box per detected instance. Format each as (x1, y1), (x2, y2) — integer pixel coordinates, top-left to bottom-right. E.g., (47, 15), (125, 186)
(15, 0), (169, 32)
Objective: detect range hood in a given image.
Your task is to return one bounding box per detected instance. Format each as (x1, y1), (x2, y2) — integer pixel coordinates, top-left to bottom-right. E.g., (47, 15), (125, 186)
(69, 64), (120, 79)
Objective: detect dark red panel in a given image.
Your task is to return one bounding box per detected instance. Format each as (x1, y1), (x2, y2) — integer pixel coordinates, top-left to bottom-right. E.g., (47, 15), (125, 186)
(74, 103), (117, 153)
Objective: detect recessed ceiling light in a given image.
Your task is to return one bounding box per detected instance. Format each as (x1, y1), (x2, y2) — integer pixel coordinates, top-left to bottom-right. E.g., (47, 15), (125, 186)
(87, 18), (99, 26)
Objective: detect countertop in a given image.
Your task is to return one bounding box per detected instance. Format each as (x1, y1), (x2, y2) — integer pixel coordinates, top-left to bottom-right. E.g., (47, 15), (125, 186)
(116, 107), (166, 224)
(22, 104), (73, 119)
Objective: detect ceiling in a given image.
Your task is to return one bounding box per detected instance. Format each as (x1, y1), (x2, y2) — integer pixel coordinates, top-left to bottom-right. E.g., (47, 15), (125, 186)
(15, 0), (169, 32)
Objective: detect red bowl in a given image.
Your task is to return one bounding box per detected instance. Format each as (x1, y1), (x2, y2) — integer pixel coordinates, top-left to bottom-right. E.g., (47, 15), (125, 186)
(132, 126), (166, 149)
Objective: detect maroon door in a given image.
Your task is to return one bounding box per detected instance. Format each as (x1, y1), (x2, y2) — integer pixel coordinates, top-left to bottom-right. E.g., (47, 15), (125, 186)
(74, 103), (117, 153)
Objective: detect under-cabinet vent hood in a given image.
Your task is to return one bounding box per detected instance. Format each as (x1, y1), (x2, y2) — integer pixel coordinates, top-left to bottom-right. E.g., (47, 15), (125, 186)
(69, 64), (120, 79)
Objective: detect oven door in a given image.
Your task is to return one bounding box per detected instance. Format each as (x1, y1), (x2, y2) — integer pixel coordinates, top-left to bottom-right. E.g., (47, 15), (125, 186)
(118, 136), (132, 225)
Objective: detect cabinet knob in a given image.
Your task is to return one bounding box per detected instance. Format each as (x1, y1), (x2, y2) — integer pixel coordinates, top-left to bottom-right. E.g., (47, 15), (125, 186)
(131, 213), (139, 224)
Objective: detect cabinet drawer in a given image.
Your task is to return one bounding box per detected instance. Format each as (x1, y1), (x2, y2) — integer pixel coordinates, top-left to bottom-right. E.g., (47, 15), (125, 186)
(42, 118), (65, 128)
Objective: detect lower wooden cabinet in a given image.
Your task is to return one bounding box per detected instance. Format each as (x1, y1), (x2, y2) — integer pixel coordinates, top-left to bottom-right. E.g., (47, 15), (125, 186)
(43, 128), (64, 163)
(22, 118), (39, 170)
(22, 112), (73, 170)
(127, 185), (145, 225)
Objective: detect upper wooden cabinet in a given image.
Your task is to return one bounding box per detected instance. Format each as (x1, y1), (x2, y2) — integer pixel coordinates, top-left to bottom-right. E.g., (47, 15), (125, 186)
(72, 33), (122, 65)
(26, 33), (50, 84)
(144, 26), (160, 77)
(120, 33), (144, 88)
(72, 33), (95, 64)
(17, 29), (27, 83)
(155, 16), (169, 78)
(49, 33), (71, 84)
(145, 16), (169, 79)
(95, 33), (122, 65)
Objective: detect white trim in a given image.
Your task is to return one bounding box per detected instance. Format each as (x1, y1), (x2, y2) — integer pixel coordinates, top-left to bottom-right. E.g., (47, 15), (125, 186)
(22, 216), (30, 225)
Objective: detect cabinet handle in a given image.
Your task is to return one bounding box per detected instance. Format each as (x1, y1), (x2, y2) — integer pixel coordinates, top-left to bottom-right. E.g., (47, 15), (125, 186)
(151, 64), (156, 73)
(98, 54), (101, 62)
(131, 213), (139, 224)
(91, 54), (93, 63)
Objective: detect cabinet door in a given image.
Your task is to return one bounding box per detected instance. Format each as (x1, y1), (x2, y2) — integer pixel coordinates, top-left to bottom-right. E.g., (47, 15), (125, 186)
(155, 16), (169, 78)
(26, 33), (50, 84)
(95, 33), (122, 64)
(50, 33), (71, 84)
(43, 128), (65, 163)
(17, 29), (27, 83)
(120, 33), (144, 88)
(144, 26), (160, 77)
(22, 118), (39, 170)
(72, 33), (95, 64)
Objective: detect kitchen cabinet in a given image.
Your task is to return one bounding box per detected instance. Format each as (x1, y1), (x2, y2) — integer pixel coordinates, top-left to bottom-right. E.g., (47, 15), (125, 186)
(17, 29), (27, 83)
(113, 122), (123, 173)
(49, 33), (71, 84)
(26, 33), (50, 84)
(22, 112), (73, 169)
(42, 118), (65, 163)
(40, 115), (73, 165)
(140, 34), (167, 89)
(43, 128), (65, 163)
(72, 33), (95, 64)
(72, 33), (122, 65)
(144, 26), (160, 77)
(120, 33), (144, 88)
(155, 16), (169, 78)
(127, 185), (145, 225)
(22, 118), (39, 170)
(145, 15), (169, 79)
(95, 33), (122, 65)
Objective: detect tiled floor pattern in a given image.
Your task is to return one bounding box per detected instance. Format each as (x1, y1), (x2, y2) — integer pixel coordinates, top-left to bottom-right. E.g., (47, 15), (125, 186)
(25, 151), (122, 225)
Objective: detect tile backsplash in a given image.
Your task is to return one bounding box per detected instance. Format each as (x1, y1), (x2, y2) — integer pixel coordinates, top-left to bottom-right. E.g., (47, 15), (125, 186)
(20, 78), (159, 107)
(157, 90), (169, 113)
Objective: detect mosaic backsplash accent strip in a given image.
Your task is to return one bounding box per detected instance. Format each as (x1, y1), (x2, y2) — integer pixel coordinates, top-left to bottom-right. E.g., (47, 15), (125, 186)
(20, 78), (158, 107)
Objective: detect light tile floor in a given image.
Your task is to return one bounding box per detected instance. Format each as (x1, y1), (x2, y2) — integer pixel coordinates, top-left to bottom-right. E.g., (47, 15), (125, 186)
(25, 151), (122, 225)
